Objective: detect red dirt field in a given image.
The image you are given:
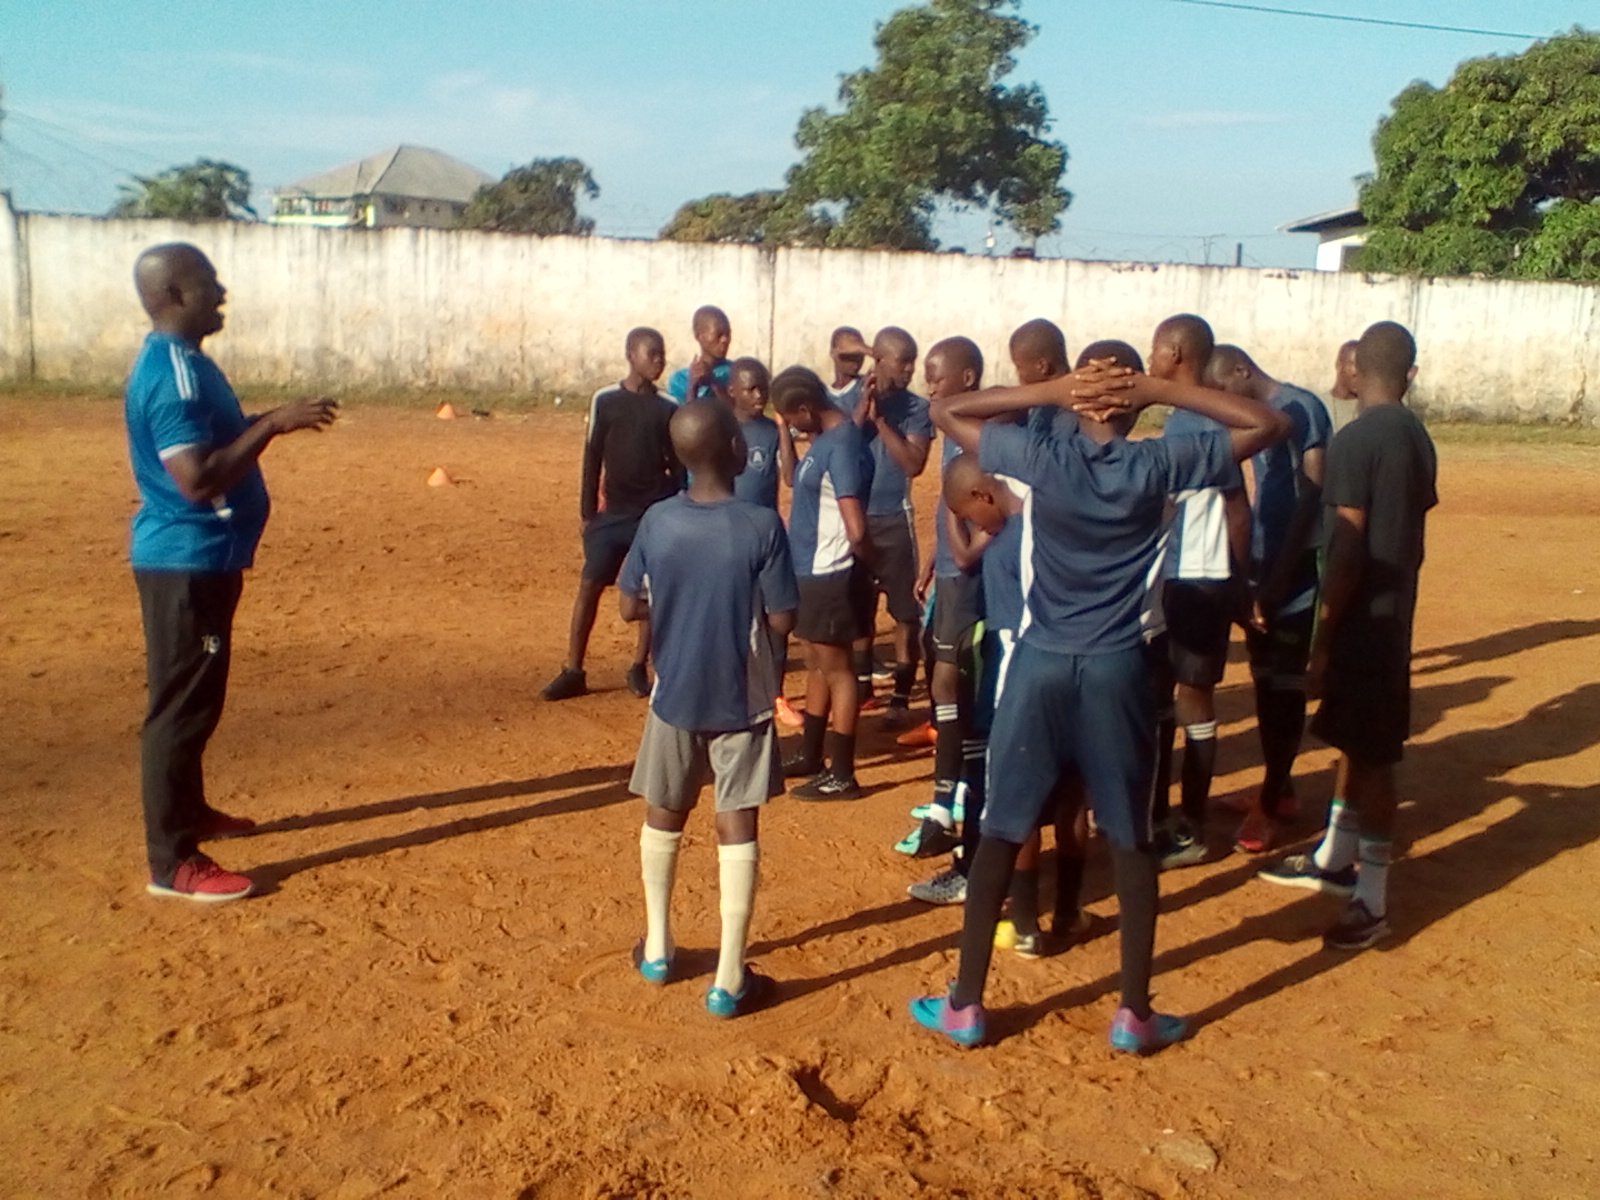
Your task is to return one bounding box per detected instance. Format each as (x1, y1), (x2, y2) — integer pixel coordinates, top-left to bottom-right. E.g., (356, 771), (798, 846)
(2, 398), (1597, 1199)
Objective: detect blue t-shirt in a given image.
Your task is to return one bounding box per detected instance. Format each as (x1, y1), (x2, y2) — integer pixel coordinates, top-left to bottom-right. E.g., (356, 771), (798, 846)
(789, 420), (874, 578)
(734, 414), (782, 510)
(125, 333), (271, 572)
(619, 495), (799, 732)
(978, 418), (1234, 655)
(980, 510), (1025, 635)
(932, 434), (970, 579)
(666, 360), (732, 406)
(1162, 408), (1244, 582)
(828, 378), (864, 414)
(1251, 382), (1332, 573)
(838, 386), (934, 516)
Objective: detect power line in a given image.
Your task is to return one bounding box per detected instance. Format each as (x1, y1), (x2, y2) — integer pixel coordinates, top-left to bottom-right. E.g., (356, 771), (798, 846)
(1162, 0), (1545, 40)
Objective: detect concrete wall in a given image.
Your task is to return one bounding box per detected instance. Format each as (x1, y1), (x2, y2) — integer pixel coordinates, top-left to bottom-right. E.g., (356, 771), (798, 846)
(3, 194), (1596, 423)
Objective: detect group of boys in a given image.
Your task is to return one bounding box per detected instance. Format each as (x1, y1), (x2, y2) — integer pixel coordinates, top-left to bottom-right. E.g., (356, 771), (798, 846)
(120, 242), (1438, 1051)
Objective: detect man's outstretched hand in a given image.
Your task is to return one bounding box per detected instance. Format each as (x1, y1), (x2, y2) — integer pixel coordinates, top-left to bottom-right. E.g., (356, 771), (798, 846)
(272, 397), (339, 433)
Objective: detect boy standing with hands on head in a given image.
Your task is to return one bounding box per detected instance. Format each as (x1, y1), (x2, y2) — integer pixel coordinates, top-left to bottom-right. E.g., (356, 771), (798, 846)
(619, 398), (798, 1017)
(543, 327), (682, 703)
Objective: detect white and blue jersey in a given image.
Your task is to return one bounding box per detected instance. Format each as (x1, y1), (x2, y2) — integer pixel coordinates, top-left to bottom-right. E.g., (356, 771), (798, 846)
(788, 421), (874, 579)
(125, 332), (270, 572)
(978, 418), (1235, 656)
(734, 414), (782, 510)
(828, 377), (864, 413)
(666, 360), (732, 406)
(837, 386), (934, 517)
(1251, 382), (1332, 613)
(619, 495), (799, 732)
(1162, 408), (1244, 582)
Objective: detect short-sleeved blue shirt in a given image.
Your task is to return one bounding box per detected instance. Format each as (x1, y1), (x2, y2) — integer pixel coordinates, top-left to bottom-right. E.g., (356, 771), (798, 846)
(734, 414), (782, 510)
(619, 495), (799, 732)
(1162, 408), (1244, 582)
(979, 418), (1234, 654)
(828, 378), (864, 414)
(666, 360), (732, 406)
(125, 333), (271, 572)
(837, 386), (934, 516)
(980, 508), (1026, 635)
(932, 435), (969, 579)
(1251, 382), (1332, 570)
(789, 420), (874, 578)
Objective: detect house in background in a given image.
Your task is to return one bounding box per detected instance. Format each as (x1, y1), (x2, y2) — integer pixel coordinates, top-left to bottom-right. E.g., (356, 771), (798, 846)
(270, 145), (493, 229)
(1282, 205), (1368, 271)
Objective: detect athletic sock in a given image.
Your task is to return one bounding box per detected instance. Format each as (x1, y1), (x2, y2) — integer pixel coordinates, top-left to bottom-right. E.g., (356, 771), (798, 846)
(952, 836), (1021, 1009)
(891, 663), (916, 708)
(1353, 835), (1392, 917)
(1179, 720), (1218, 825)
(1054, 851), (1086, 930)
(715, 840), (760, 993)
(639, 824), (682, 963)
(956, 739), (987, 877)
(1111, 845), (1160, 1020)
(800, 712), (826, 764)
(1312, 798), (1360, 871)
(1257, 682), (1307, 816)
(1153, 707), (1177, 823)
(854, 648), (874, 700)
(931, 703), (962, 808)
(1009, 867), (1040, 937)
(825, 730), (857, 779)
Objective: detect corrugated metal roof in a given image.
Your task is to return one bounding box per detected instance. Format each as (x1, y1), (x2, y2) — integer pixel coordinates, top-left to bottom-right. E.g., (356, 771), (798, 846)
(279, 145), (493, 203)
(1282, 205), (1366, 235)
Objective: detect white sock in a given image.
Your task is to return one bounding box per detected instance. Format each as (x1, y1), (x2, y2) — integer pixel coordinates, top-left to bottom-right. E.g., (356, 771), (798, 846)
(715, 840), (760, 994)
(1312, 799), (1360, 871)
(1353, 835), (1392, 918)
(639, 825), (682, 963)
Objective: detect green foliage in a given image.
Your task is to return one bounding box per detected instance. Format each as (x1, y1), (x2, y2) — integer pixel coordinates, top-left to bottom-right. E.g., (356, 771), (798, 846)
(1358, 29), (1600, 279)
(785, 0), (1070, 251)
(110, 159), (255, 221)
(460, 157), (598, 235)
(658, 190), (834, 246)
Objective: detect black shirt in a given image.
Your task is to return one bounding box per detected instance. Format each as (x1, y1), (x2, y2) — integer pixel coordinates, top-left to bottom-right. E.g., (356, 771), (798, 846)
(580, 383), (683, 521)
(1322, 402), (1438, 631)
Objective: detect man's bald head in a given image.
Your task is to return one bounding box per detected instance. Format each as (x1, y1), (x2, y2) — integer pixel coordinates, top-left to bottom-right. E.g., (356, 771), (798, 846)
(1355, 321), (1417, 393)
(670, 397), (741, 478)
(134, 243), (226, 340)
(871, 326), (918, 391)
(1009, 318), (1068, 381)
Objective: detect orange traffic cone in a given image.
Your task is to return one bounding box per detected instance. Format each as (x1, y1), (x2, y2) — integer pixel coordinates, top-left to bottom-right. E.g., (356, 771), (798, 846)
(427, 467), (454, 488)
(436, 402), (459, 420)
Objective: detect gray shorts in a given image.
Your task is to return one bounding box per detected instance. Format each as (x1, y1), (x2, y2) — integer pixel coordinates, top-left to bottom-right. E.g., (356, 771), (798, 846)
(629, 711), (781, 813)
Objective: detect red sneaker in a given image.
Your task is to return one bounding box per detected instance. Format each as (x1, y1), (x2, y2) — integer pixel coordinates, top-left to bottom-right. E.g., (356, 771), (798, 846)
(195, 808), (257, 840)
(896, 721), (938, 748)
(1234, 806), (1279, 855)
(147, 856), (254, 903)
(773, 695), (804, 730)
(859, 695), (887, 713)
(1217, 789), (1301, 822)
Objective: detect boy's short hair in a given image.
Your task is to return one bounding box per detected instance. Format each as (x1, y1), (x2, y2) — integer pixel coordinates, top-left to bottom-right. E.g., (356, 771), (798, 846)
(730, 356), (770, 384)
(1356, 321), (1416, 382)
(626, 326), (663, 354)
(692, 305), (730, 334)
(1009, 318), (1068, 369)
(1076, 339), (1145, 373)
(771, 365), (828, 414)
(928, 335), (984, 383)
(873, 325), (918, 360)
(830, 325), (864, 349)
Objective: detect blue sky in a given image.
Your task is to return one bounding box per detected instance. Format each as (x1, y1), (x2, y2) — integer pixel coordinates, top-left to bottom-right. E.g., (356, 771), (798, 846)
(2, 1), (1591, 266)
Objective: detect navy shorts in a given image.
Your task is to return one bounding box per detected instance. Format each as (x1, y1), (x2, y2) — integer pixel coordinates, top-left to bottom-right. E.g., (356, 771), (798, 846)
(971, 625), (1015, 739)
(982, 640), (1155, 850)
(1311, 614), (1412, 766)
(582, 513), (640, 585)
(931, 573), (981, 666)
(1164, 579), (1235, 686)
(864, 510), (921, 624)
(796, 566), (874, 646)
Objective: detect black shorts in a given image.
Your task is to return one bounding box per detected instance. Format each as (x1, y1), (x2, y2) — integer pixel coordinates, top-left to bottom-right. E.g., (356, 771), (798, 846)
(796, 567), (874, 646)
(582, 513), (640, 585)
(864, 511), (920, 624)
(1311, 615), (1413, 766)
(932, 573), (981, 665)
(1164, 579), (1235, 687)
(1246, 605), (1315, 687)
(1145, 632), (1176, 720)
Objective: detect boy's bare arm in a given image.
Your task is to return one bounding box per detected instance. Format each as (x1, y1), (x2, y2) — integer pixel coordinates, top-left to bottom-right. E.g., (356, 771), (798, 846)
(619, 590), (648, 623)
(777, 421), (797, 487)
(1307, 505), (1367, 696)
(1077, 372), (1289, 461)
(767, 608), (796, 637)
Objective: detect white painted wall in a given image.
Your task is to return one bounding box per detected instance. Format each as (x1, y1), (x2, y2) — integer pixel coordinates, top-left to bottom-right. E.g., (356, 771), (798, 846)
(3, 196), (1596, 424)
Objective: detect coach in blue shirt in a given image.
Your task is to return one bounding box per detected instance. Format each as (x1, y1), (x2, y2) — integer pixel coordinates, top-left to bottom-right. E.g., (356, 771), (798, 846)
(125, 243), (336, 904)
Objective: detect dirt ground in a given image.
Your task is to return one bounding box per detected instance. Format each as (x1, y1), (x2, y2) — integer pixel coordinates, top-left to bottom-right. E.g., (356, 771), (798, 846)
(2, 397), (1597, 1199)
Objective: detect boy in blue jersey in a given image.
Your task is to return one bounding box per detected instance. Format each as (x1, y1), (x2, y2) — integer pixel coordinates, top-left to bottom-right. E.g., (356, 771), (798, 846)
(1203, 344), (1333, 853)
(827, 326), (868, 410)
(896, 337), (985, 861)
(1148, 314), (1250, 871)
(728, 357), (795, 511)
(124, 243), (337, 902)
(619, 399), (798, 1016)
(910, 353), (1289, 1053)
(666, 305), (733, 405)
(771, 367), (875, 801)
(543, 328), (683, 703)
(835, 327), (934, 726)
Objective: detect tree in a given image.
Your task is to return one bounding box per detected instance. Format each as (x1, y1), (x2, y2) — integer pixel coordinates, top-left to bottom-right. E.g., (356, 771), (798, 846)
(110, 159), (255, 221)
(460, 157), (598, 235)
(658, 190), (833, 246)
(1358, 29), (1600, 280)
(784, 0), (1070, 251)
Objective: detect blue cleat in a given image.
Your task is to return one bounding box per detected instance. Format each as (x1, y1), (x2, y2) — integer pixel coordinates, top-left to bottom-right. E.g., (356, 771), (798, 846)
(909, 990), (986, 1048)
(706, 967), (772, 1019)
(631, 940), (672, 986)
(1109, 1006), (1189, 1055)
